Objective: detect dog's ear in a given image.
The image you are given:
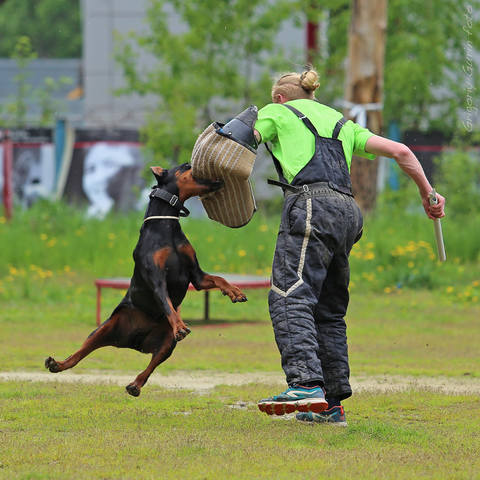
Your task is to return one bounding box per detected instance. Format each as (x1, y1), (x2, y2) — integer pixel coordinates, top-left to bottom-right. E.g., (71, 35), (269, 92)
(150, 166), (168, 183)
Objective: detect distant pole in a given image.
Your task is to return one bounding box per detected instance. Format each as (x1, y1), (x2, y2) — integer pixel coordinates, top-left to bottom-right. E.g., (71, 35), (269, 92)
(306, 2), (319, 64)
(345, 0), (388, 213)
(306, 21), (318, 64)
(2, 130), (13, 221)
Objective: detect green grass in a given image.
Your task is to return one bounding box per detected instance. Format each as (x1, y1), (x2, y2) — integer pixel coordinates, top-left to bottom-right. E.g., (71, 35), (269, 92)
(1, 278), (478, 378)
(0, 382), (479, 479)
(1, 197), (479, 297)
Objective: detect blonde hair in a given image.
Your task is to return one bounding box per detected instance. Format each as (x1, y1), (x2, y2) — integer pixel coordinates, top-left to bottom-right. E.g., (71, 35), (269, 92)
(271, 66), (320, 102)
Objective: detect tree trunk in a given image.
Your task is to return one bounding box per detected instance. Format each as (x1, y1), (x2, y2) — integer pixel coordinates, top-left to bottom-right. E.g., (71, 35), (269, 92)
(345, 0), (387, 213)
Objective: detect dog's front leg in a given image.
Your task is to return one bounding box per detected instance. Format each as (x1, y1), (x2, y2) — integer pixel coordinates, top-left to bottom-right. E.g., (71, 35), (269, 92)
(178, 243), (247, 303)
(153, 283), (190, 342)
(197, 274), (248, 303)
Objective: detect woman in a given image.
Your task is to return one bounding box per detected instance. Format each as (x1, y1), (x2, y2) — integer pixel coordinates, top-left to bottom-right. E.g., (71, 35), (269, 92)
(254, 67), (445, 425)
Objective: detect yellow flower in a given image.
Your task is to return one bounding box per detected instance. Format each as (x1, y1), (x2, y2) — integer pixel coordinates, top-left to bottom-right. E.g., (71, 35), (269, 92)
(64, 265), (71, 273)
(0, 216), (6, 224)
(408, 261), (415, 268)
(238, 249), (247, 257)
(364, 251), (375, 260)
(8, 266), (18, 276)
(258, 245), (265, 251)
(108, 233), (116, 240)
(446, 286), (454, 293)
(259, 224), (268, 232)
(384, 287), (392, 294)
(40, 233), (48, 241)
(472, 280), (479, 287)
(376, 265), (384, 272)
(47, 238), (57, 248)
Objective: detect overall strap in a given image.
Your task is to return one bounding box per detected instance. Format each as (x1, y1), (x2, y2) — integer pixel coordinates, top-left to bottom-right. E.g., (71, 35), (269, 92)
(282, 104), (320, 137)
(265, 141), (288, 184)
(284, 103), (347, 141)
(332, 116), (348, 139)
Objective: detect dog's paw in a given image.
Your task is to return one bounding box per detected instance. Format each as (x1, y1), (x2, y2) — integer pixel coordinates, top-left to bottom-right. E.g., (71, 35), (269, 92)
(229, 290), (248, 303)
(126, 383), (141, 397)
(175, 327), (191, 342)
(45, 356), (61, 373)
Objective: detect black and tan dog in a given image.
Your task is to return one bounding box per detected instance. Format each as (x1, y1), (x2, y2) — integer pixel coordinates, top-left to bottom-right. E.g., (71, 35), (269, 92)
(45, 163), (247, 396)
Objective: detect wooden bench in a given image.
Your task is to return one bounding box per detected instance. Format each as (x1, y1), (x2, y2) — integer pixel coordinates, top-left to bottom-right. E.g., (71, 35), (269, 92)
(94, 274), (270, 325)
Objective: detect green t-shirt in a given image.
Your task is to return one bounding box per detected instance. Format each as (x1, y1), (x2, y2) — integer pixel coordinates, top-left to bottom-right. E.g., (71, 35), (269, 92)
(255, 99), (375, 183)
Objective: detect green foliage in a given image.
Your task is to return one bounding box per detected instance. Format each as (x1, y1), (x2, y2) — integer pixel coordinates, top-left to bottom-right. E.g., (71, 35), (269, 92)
(0, 36), (73, 127)
(435, 148), (480, 218)
(115, 0), (303, 165)
(7, 36), (37, 126)
(0, 0), (81, 58)
(308, 0), (480, 134)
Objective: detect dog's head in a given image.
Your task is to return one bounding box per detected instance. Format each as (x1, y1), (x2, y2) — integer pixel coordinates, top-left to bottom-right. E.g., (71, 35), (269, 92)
(150, 163), (223, 201)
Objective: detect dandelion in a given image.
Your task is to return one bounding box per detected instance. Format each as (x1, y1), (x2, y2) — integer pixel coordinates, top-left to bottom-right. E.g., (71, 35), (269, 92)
(238, 249), (247, 257)
(384, 287), (392, 293)
(259, 224), (268, 232)
(364, 251), (375, 261)
(8, 266), (18, 276)
(376, 265), (384, 272)
(64, 265), (71, 273)
(472, 280), (480, 287)
(446, 286), (454, 293)
(40, 233), (48, 241)
(0, 216), (6, 224)
(47, 238), (57, 248)
(408, 261), (415, 268)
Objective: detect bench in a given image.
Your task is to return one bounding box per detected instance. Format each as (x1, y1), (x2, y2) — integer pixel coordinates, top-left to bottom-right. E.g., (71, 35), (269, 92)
(94, 274), (271, 325)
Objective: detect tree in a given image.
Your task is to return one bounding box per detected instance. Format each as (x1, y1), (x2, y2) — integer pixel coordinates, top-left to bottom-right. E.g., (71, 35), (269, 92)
(310, 0), (480, 134)
(115, 0), (302, 165)
(0, 0), (81, 58)
(345, 0), (387, 212)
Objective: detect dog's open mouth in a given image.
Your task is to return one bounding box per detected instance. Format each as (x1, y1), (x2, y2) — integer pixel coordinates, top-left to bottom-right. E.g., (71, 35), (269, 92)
(193, 175), (224, 193)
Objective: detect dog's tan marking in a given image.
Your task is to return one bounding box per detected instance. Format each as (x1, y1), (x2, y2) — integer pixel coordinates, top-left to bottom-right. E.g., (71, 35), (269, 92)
(176, 170), (209, 202)
(153, 247), (172, 269)
(177, 243), (196, 263)
(150, 166), (164, 176)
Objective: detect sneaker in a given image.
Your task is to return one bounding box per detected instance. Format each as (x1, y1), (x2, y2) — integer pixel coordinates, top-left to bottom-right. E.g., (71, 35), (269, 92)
(296, 406), (347, 426)
(257, 386), (328, 416)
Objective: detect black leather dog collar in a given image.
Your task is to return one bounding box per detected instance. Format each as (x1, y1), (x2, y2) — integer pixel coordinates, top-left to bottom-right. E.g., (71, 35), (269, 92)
(149, 187), (190, 217)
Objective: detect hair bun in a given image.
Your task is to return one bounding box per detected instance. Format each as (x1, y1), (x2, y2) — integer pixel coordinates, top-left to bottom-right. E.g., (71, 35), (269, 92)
(300, 69), (320, 92)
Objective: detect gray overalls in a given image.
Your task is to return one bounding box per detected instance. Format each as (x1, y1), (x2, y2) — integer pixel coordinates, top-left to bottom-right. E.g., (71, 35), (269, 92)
(266, 104), (363, 401)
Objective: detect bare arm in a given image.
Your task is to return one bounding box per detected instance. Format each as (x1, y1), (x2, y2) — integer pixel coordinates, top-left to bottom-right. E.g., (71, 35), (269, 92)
(365, 135), (445, 219)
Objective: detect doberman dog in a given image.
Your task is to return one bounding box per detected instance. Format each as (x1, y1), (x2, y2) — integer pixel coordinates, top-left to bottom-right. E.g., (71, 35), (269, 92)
(45, 163), (247, 396)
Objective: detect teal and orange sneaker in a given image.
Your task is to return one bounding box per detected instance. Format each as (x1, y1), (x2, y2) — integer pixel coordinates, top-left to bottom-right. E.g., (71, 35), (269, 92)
(257, 386), (328, 416)
(296, 405), (347, 426)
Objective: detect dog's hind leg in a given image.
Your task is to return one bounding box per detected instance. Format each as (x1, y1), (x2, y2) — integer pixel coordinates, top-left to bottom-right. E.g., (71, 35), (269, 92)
(45, 313), (121, 373)
(125, 331), (176, 397)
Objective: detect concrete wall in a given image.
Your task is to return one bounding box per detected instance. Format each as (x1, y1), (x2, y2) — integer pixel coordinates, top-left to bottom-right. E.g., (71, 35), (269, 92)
(82, 0), (155, 128)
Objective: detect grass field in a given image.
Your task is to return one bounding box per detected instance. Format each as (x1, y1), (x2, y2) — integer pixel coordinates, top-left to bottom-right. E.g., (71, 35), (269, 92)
(1, 383), (479, 480)
(1, 281), (479, 479)
(1, 199), (479, 478)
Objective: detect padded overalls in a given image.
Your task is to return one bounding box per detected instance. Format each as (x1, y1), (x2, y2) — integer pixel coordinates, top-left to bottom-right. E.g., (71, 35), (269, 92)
(267, 104), (363, 401)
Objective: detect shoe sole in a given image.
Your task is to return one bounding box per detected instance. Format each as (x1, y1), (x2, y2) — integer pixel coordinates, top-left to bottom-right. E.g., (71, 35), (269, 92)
(258, 399), (328, 416)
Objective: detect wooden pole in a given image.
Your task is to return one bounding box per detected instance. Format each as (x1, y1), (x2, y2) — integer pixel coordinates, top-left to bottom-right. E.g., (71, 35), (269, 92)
(345, 0), (387, 212)
(2, 130), (13, 221)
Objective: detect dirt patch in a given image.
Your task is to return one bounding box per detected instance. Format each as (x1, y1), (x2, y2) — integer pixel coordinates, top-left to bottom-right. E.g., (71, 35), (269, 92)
(1, 371), (479, 395)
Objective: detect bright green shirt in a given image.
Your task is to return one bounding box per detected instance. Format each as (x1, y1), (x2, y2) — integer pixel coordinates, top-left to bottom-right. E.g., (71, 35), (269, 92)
(255, 99), (375, 183)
